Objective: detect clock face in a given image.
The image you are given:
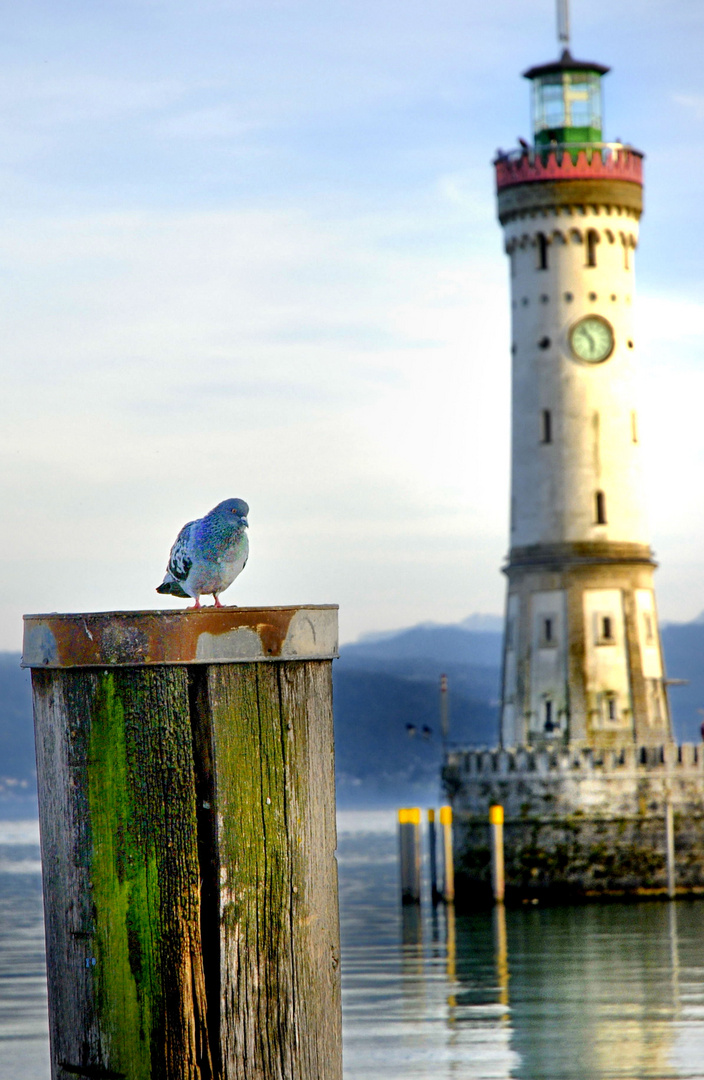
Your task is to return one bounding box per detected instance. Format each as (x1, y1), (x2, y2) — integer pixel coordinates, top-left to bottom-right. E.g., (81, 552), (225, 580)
(569, 315), (615, 363)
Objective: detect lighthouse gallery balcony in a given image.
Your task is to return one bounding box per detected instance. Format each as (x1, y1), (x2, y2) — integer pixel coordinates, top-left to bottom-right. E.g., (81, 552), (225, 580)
(495, 142), (643, 191)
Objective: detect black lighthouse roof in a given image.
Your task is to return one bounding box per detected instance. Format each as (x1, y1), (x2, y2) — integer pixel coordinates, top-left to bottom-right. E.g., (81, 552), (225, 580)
(523, 48), (610, 81)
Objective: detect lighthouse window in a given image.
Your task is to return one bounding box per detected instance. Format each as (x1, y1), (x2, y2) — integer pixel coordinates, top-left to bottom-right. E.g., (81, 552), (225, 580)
(537, 233), (549, 270)
(544, 699), (554, 732)
(586, 230), (599, 267)
(631, 411), (638, 443)
(541, 409), (552, 444)
(596, 614), (617, 646)
(605, 694), (617, 722)
(644, 612), (654, 643)
(595, 490), (607, 525)
(540, 616), (558, 648)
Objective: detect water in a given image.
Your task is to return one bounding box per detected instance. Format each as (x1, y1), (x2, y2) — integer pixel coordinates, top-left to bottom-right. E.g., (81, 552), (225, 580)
(0, 819), (50, 1080)
(2, 813), (704, 1079)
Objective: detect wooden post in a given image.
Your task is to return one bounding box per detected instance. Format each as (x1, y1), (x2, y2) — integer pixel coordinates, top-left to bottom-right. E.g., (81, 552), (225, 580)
(398, 808), (422, 904)
(428, 808), (440, 904)
(439, 805), (454, 903)
(490, 803), (505, 904)
(23, 606), (341, 1080)
(665, 799), (676, 899)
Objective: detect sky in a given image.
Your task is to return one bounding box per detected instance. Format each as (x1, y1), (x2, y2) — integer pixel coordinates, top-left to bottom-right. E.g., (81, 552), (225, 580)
(2, 0), (704, 649)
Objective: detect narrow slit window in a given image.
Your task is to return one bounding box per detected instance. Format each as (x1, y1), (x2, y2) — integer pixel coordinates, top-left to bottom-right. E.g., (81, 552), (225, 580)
(602, 616), (613, 641)
(541, 409), (552, 444)
(595, 490), (607, 525)
(544, 699), (554, 731)
(606, 695), (617, 721)
(623, 240), (630, 269)
(631, 410), (638, 443)
(644, 612), (654, 643)
(586, 229), (598, 267)
(536, 232), (548, 270)
(544, 617), (553, 643)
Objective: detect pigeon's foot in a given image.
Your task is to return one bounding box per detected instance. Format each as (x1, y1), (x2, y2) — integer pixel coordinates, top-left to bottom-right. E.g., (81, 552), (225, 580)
(191, 598), (202, 610)
(213, 596), (223, 608)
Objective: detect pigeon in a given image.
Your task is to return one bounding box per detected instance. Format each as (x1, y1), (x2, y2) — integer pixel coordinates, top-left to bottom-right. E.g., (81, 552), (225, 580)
(156, 498), (249, 609)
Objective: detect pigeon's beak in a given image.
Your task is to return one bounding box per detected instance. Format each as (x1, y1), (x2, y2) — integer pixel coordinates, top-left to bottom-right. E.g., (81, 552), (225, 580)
(241, 516), (249, 527)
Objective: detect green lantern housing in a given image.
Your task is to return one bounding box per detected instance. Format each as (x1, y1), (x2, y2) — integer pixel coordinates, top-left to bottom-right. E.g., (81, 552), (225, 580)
(524, 48), (609, 146)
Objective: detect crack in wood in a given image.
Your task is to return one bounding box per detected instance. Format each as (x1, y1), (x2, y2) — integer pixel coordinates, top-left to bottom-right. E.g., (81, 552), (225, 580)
(188, 666), (220, 1080)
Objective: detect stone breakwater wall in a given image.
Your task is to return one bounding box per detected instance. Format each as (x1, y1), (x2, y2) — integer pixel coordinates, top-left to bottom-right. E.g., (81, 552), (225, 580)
(442, 745), (704, 901)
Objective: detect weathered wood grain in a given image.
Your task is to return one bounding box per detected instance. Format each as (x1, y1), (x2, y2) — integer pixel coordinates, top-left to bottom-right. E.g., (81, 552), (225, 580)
(30, 625), (341, 1080)
(32, 667), (211, 1080)
(204, 661), (341, 1080)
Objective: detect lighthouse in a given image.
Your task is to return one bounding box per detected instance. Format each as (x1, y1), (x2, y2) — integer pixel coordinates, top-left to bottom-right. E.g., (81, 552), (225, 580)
(442, 10), (704, 902)
(495, 18), (672, 750)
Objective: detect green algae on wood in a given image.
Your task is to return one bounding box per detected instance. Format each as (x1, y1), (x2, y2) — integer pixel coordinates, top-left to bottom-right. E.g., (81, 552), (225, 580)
(32, 667), (212, 1080)
(203, 661), (341, 1080)
(87, 673), (161, 1079)
(29, 609), (341, 1080)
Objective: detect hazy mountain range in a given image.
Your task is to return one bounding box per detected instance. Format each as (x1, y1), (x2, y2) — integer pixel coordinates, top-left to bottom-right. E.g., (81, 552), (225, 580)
(2, 613), (704, 811)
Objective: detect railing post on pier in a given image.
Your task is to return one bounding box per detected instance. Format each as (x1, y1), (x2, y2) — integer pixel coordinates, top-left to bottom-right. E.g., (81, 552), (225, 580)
(440, 805), (454, 903)
(398, 808), (422, 904)
(490, 804), (505, 904)
(23, 606), (342, 1080)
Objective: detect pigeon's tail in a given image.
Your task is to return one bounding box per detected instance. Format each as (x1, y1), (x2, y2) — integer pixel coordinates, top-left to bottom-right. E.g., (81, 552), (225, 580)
(156, 579), (190, 599)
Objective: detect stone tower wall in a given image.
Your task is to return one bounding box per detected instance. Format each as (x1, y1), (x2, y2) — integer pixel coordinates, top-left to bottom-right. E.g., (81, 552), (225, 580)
(444, 744), (704, 901)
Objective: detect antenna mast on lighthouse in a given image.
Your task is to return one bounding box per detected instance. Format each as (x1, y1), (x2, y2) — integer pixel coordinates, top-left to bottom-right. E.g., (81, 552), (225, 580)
(557, 0), (570, 48)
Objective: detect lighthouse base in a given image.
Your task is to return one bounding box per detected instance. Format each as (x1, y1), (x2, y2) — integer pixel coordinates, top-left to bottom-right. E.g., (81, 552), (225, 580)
(443, 744), (704, 903)
(500, 551), (671, 750)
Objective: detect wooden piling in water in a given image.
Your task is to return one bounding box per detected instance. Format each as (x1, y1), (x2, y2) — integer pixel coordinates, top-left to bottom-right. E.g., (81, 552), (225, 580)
(23, 606), (341, 1080)
(398, 808), (422, 904)
(439, 805), (454, 903)
(490, 804), (505, 904)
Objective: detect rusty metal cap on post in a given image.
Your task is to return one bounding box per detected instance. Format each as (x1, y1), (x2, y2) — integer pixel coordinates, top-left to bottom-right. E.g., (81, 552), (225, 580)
(22, 605), (339, 668)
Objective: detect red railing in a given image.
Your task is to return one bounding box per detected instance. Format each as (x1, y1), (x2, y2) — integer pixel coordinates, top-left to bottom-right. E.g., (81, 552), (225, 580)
(495, 143), (643, 190)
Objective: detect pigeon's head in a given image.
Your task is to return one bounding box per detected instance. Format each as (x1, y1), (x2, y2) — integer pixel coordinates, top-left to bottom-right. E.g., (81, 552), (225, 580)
(210, 498), (249, 527)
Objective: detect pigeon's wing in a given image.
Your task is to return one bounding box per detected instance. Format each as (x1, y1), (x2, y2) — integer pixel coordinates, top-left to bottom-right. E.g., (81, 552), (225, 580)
(166, 519), (197, 582)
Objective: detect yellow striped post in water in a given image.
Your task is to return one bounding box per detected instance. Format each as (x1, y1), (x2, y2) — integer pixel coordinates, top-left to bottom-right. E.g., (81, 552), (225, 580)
(489, 804), (505, 903)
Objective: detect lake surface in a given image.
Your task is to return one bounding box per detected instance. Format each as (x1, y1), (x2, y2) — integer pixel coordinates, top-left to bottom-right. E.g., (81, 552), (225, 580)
(2, 812), (704, 1079)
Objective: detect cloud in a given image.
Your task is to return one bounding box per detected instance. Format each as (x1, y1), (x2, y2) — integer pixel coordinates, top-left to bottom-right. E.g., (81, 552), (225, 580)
(0, 199), (510, 646)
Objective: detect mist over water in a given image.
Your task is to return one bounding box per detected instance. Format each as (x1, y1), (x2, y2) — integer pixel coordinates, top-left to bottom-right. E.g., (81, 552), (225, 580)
(2, 815), (704, 1079)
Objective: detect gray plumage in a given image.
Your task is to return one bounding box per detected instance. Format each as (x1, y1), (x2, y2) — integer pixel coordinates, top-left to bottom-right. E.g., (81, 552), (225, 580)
(156, 498), (249, 608)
